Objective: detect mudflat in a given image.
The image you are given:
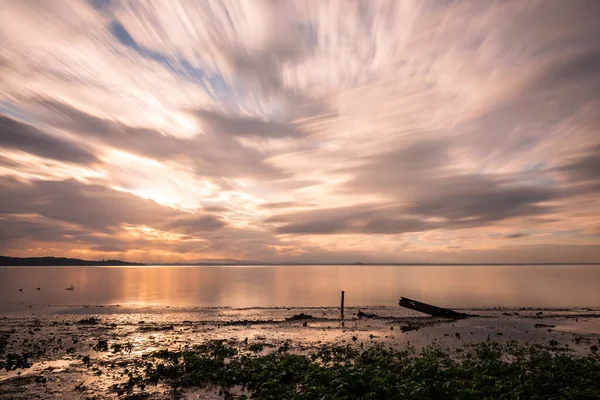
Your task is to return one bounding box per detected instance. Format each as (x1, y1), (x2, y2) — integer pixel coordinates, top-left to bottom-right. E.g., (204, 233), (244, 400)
(1, 305), (599, 398)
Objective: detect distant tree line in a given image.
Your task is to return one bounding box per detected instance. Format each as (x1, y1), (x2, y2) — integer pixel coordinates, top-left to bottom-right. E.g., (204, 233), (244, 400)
(0, 256), (144, 266)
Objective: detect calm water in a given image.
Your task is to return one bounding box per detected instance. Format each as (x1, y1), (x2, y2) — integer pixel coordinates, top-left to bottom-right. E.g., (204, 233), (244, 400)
(1, 265), (599, 312)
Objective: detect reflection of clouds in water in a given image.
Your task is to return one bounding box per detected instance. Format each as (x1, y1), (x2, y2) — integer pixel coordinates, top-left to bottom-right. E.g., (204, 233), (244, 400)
(110, 266), (280, 307)
(1, 266), (599, 311)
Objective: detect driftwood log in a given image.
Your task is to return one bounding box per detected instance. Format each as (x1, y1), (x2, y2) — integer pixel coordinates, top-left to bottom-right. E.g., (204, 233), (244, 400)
(399, 297), (469, 319)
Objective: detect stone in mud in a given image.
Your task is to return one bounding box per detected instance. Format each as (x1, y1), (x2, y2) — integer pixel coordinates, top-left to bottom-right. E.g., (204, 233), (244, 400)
(286, 313), (314, 321)
(357, 310), (378, 318)
(401, 325), (419, 333)
(534, 323), (556, 328)
(78, 317), (100, 325)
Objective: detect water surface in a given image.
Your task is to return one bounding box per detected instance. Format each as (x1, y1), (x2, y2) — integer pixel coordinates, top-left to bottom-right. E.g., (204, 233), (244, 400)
(1, 265), (599, 312)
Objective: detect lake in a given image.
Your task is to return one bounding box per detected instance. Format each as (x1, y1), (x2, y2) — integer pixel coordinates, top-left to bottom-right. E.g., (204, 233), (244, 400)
(1, 265), (599, 312)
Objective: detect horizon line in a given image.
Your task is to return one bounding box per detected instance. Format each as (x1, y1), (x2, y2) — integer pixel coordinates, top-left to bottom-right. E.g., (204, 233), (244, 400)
(1, 255), (599, 267)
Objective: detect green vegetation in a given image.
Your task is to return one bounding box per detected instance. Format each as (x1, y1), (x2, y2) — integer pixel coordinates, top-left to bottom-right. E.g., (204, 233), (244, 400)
(114, 340), (600, 399)
(2, 333), (599, 399)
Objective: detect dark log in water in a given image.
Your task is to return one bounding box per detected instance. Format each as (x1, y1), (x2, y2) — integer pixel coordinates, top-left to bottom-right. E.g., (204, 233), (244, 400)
(399, 297), (469, 319)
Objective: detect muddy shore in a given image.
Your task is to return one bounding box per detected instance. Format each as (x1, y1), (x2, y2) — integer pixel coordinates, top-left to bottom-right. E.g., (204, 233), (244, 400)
(1, 305), (599, 399)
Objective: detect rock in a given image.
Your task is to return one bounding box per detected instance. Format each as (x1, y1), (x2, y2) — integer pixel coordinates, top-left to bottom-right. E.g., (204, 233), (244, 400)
(78, 317), (100, 325)
(138, 324), (174, 332)
(286, 313), (314, 321)
(356, 310), (378, 318)
(534, 323), (555, 328)
(401, 325), (419, 333)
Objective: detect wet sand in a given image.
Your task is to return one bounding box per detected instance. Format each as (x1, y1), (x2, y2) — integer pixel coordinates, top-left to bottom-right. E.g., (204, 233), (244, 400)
(1, 305), (599, 399)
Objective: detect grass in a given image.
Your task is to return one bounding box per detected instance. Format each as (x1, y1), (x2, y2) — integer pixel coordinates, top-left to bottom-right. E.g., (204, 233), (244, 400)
(114, 340), (600, 399)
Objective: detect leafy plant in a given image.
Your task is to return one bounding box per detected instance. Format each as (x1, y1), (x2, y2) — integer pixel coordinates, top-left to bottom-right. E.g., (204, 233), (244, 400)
(113, 340), (600, 399)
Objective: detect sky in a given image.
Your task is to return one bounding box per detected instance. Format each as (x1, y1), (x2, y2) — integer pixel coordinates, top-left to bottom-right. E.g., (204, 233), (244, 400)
(0, 0), (599, 264)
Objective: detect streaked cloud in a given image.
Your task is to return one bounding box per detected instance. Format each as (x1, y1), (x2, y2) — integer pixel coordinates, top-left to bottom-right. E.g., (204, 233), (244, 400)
(0, 0), (599, 262)
(0, 115), (98, 164)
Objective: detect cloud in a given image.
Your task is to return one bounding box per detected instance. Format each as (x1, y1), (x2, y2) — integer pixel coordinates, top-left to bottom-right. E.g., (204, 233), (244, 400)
(1, 1), (600, 262)
(403, 176), (558, 225)
(0, 115), (98, 164)
(268, 204), (433, 235)
(277, 219), (348, 235)
(504, 233), (528, 239)
(37, 100), (287, 179)
(225, 32), (310, 98)
(335, 135), (561, 232)
(539, 48), (600, 87)
(558, 145), (600, 183)
(259, 201), (310, 210)
(0, 213), (82, 251)
(0, 176), (177, 232)
(163, 214), (226, 234)
(195, 109), (302, 138)
(340, 138), (453, 190)
(202, 205), (230, 213)
(89, 245), (129, 253)
(0, 175), (242, 259)
(37, 100), (193, 160)
(0, 175), (304, 261)
(268, 181), (557, 235)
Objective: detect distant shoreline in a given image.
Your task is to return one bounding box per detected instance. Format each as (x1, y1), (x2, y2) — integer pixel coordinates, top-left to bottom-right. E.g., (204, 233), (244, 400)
(1, 255), (599, 267)
(0, 256), (143, 267)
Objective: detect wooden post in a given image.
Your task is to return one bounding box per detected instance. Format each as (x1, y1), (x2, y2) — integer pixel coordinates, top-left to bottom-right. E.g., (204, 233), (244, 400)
(340, 290), (345, 319)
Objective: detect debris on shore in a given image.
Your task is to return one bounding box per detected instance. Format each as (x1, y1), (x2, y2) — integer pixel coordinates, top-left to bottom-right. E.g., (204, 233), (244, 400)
(357, 310), (379, 318)
(286, 313), (314, 321)
(78, 317), (100, 325)
(399, 297), (469, 319)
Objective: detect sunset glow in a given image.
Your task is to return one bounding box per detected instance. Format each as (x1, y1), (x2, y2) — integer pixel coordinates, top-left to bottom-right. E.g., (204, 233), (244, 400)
(1, 0), (599, 263)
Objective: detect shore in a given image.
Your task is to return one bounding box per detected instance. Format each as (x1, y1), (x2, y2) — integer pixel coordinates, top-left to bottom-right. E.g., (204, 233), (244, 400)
(1, 306), (599, 399)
